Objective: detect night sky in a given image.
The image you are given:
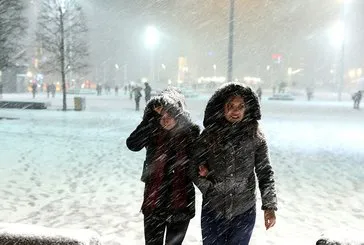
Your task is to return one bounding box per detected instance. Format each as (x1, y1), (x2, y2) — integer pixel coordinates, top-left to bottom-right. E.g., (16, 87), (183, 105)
(27, 0), (364, 83)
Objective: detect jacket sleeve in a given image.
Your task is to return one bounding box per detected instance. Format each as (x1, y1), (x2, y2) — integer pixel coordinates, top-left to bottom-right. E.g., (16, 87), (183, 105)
(189, 130), (214, 196)
(255, 137), (278, 211)
(126, 119), (154, 151)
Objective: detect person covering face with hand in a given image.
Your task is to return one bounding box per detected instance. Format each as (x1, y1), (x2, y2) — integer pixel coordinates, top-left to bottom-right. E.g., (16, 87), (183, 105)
(126, 88), (200, 245)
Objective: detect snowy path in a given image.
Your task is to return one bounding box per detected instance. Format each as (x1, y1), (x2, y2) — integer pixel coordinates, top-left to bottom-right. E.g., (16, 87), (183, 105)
(1, 93), (363, 244)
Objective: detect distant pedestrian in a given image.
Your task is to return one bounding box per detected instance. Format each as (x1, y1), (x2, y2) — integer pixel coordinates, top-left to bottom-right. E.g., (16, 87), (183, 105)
(134, 87), (142, 111)
(278, 81), (286, 94)
(129, 85), (134, 100)
(144, 82), (152, 103)
(96, 84), (102, 96)
(51, 83), (56, 98)
(352, 91), (362, 109)
(46, 83), (51, 98)
(115, 85), (119, 96)
(32, 83), (37, 98)
(306, 87), (314, 101)
(0, 83), (3, 99)
(256, 86), (262, 101)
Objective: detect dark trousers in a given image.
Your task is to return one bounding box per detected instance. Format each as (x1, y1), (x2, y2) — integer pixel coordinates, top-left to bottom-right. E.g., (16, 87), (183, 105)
(145, 95), (151, 103)
(135, 98), (141, 111)
(354, 99), (361, 109)
(144, 214), (190, 245)
(201, 205), (256, 245)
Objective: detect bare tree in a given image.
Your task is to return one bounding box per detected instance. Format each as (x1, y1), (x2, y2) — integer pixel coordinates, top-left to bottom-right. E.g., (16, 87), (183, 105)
(0, 0), (27, 93)
(37, 0), (88, 111)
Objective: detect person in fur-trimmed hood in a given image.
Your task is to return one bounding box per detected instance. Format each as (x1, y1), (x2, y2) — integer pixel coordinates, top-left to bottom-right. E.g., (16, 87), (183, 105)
(126, 87), (200, 245)
(192, 82), (277, 245)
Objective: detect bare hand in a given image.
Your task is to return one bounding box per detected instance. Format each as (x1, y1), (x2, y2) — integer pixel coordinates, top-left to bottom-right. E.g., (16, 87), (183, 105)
(264, 210), (276, 230)
(154, 106), (163, 114)
(199, 165), (208, 177)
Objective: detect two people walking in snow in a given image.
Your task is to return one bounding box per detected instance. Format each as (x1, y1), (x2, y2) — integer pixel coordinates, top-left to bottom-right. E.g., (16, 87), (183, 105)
(127, 83), (277, 245)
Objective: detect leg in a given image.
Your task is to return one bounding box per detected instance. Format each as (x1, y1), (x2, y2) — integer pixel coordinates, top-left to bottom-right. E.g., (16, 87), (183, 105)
(165, 220), (190, 245)
(136, 100), (140, 111)
(229, 206), (256, 245)
(144, 214), (165, 245)
(201, 204), (227, 245)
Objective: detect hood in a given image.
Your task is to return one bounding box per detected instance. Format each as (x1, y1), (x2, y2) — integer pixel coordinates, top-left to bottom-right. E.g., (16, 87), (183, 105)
(144, 87), (191, 125)
(203, 82), (261, 129)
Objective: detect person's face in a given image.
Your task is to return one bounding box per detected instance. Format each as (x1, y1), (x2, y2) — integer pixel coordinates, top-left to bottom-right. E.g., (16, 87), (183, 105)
(160, 110), (177, 130)
(224, 96), (245, 123)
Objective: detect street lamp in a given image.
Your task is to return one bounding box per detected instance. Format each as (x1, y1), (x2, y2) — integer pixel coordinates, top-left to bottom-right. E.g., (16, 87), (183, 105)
(114, 64), (120, 87)
(329, 20), (345, 48)
(158, 64), (166, 82)
(329, 0), (351, 101)
(227, 0), (235, 83)
(356, 68), (362, 78)
(144, 26), (160, 82)
(0, 70), (2, 99)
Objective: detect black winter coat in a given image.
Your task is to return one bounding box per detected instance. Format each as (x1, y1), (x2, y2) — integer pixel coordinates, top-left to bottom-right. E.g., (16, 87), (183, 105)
(192, 83), (277, 219)
(127, 88), (199, 223)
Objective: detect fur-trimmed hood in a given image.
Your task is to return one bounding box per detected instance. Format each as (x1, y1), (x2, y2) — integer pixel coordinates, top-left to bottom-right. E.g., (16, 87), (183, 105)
(203, 82), (261, 130)
(143, 87), (194, 129)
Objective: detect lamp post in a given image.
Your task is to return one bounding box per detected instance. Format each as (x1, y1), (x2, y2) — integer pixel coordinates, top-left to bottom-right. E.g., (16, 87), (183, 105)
(144, 26), (160, 82)
(227, 0), (235, 83)
(114, 63), (119, 87)
(0, 70), (2, 99)
(330, 0), (351, 101)
(158, 64), (166, 82)
(331, 19), (345, 101)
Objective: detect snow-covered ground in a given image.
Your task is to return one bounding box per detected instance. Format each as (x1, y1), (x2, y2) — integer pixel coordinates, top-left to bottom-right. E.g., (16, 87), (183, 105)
(0, 92), (363, 245)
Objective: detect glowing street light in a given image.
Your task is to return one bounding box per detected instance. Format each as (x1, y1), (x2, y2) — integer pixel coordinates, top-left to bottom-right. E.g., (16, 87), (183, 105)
(329, 20), (345, 48)
(144, 25), (160, 82)
(144, 26), (160, 50)
(356, 68), (362, 77)
(213, 64), (217, 77)
(348, 69), (356, 79)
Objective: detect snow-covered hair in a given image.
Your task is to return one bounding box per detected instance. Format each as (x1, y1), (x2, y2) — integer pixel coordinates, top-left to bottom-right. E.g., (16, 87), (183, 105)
(144, 87), (190, 122)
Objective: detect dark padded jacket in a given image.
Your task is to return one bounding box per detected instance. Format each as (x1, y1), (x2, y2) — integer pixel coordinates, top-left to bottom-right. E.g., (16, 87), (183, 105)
(192, 83), (277, 219)
(127, 88), (200, 222)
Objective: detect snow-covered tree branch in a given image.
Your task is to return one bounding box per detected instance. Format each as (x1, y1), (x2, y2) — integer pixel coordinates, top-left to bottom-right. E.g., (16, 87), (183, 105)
(37, 0), (89, 110)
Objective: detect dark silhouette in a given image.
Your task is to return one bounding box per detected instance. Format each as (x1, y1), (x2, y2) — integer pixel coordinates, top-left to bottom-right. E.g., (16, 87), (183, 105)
(144, 82), (152, 103)
(306, 87), (314, 101)
(352, 91), (362, 109)
(32, 83), (37, 98)
(126, 88), (199, 245)
(256, 86), (262, 101)
(133, 87), (142, 111)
